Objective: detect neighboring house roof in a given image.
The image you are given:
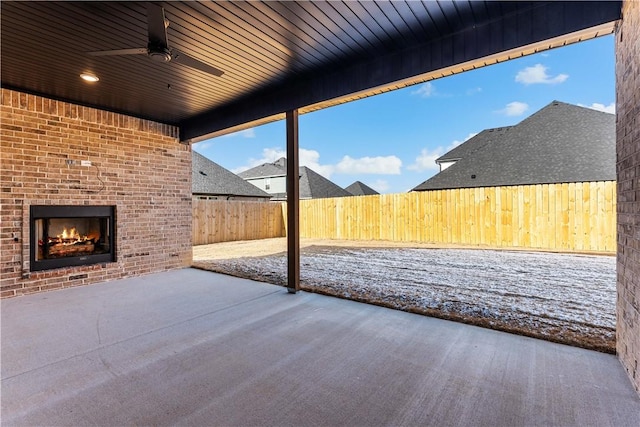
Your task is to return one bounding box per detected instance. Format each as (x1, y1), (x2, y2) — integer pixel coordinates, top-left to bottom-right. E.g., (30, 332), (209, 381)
(237, 161), (285, 179)
(239, 157), (350, 199)
(436, 127), (513, 165)
(300, 166), (352, 199)
(192, 151), (271, 198)
(345, 181), (380, 196)
(413, 101), (615, 191)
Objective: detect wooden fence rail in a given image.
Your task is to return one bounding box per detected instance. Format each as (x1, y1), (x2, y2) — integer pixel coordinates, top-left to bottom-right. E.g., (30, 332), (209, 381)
(297, 181), (616, 252)
(192, 199), (285, 245)
(193, 181), (616, 253)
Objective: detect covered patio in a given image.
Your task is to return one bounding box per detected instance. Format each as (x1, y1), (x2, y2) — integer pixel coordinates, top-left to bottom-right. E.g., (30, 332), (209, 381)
(2, 0), (639, 416)
(2, 269), (639, 425)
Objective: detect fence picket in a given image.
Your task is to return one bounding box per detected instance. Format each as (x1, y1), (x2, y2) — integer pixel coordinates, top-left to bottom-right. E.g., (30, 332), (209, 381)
(193, 182), (616, 252)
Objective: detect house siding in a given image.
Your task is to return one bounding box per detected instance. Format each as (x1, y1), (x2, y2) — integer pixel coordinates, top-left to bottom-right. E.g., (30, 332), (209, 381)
(616, 0), (640, 394)
(247, 176), (287, 194)
(0, 89), (192, 297)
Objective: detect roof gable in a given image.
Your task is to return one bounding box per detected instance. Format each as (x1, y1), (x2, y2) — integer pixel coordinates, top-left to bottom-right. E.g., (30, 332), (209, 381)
(300, 167), (352, 199)
(237, 157), (349, 199)
(192, 152), (271, 198)
(237, 158), (287, 179)
(413, 101), (615, 191)
(345, 181), (380, 196)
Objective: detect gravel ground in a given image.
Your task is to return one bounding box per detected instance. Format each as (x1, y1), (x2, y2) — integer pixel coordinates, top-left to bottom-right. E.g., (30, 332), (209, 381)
(193, 241), (616, 353)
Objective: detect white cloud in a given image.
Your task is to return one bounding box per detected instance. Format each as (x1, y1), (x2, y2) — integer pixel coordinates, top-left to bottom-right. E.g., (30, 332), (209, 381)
(231, 147), (286, 173)
(371, 179), (390, 193)
(221, 128), (256, 138)
(579, 102), (616, 114)
(466, 87), (482, 96)
(299, 149), (335, 178)
(408, 133), (478, 172)
(407, 148), (444, 172)
(496, 101), (529, 116)
(335, 155), (402, 175)
(233, 147), (330, 172)
(515, 64), (568, 85)
(232, 148), (400, 178)
(412, 82), (435, 97)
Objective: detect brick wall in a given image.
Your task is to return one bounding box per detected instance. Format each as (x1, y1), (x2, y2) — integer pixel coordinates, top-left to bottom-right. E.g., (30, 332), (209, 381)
(616, 0), (640, 394)
(0, 89), (192, 297)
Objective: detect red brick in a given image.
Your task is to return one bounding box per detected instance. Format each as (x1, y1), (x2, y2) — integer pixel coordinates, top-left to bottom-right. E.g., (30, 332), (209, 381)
(1, 88), (192, 297)
(616, 0), (640, 394)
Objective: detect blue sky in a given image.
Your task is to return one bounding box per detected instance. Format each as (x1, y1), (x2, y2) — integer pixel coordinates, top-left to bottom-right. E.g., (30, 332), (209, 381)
(193, 35), (615, 194)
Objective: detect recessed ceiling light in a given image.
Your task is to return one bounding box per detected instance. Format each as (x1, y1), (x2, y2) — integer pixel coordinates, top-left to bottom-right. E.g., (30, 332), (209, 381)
(80, 73), (99, 82)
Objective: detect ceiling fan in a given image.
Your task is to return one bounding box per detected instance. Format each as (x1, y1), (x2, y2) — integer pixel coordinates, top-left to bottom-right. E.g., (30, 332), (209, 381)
(87, 3), (224, 77)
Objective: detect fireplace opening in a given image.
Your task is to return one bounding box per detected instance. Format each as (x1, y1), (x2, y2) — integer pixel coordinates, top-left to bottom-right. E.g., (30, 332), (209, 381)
(30, 205), (115, 271)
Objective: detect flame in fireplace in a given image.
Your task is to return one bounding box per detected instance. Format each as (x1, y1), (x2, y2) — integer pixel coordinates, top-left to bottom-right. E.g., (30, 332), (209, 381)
(54, 227), (97, 245)
(59, 227), (80, 240)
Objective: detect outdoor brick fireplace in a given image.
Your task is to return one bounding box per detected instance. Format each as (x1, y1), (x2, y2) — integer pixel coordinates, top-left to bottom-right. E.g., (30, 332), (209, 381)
(30, 205), (115, 271)
(0, 89), (192, 297)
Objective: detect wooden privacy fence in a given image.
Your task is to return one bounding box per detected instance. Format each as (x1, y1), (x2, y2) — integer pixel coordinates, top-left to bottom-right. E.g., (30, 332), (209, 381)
(192, 199), (285, 245)
(193, 181), (616, 253)
(295, 181), (616, 253)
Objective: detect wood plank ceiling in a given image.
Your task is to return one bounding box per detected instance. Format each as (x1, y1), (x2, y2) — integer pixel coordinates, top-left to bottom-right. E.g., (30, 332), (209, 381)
(1, 1), (621, 142)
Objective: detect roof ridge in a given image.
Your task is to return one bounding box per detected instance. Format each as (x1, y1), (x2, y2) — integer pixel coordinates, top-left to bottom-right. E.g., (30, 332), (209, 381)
(413, 100), (615, 191)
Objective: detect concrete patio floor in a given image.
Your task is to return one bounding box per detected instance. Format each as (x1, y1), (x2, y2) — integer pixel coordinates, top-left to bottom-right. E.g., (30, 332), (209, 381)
(1, 268), (639, 426)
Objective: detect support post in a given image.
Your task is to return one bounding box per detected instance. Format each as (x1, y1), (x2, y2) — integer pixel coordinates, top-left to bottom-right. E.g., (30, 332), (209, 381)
(286, 109), (300, 293)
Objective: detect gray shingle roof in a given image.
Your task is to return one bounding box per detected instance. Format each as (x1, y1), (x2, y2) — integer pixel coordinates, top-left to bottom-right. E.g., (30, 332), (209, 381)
(237, 162), (285, 179)
(238, 157), (350, 199)
(412, 101), (615, 191)
(436, 127), (513, 164)
(345, 181), (380, 196)
(192, 151), (271, 198)
(300, 167), (352, 199)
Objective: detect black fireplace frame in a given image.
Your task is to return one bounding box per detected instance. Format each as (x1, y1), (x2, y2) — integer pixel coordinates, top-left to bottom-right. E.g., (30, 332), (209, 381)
(30, 205), (116, 271)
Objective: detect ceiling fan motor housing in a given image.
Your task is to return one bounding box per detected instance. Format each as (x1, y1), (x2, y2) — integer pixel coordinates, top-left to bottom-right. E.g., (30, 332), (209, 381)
(149, 46), (172, 62)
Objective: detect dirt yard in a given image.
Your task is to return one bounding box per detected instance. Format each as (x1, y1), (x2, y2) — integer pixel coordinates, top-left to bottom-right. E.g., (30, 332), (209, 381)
(193, 238), (616, 353)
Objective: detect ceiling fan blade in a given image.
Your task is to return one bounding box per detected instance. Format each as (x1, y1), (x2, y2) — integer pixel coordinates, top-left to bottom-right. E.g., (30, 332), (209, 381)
(87, 48), (148, 56)
(147, 3), (169, 48)
(171, 50), (224, 77)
